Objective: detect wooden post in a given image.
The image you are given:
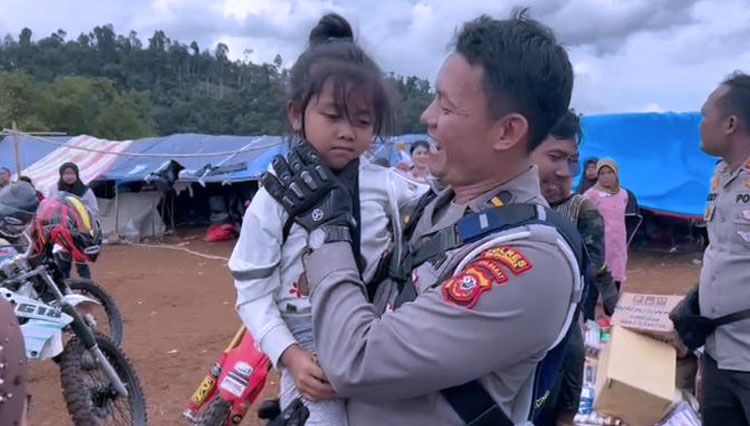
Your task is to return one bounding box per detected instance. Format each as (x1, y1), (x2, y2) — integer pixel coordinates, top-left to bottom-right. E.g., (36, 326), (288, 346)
(12, 121), (23, 177)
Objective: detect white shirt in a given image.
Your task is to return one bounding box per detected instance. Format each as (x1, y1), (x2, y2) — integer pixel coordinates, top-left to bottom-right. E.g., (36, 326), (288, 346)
(229, 158), (427, 366)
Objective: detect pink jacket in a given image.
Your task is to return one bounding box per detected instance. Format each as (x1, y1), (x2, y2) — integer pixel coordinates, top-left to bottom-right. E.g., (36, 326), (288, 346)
(584, 188), (629, 281)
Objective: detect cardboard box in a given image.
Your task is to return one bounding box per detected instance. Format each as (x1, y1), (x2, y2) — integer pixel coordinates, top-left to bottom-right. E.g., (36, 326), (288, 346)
(612, 292), (685, 344)
(594, 326), (676, 426)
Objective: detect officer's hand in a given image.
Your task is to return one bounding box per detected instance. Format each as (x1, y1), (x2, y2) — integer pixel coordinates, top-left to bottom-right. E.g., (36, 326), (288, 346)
(280, 344), (337, 402)
(261, 142), (358, 244)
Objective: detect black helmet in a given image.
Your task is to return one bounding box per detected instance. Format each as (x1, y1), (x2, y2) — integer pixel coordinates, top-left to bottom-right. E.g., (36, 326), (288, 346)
(0, 181), (40, 238)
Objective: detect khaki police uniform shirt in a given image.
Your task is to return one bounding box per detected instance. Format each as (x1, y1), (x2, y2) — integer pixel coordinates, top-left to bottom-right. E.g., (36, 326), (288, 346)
(700, 156), (750, 371)
(304, 166), (579, 425)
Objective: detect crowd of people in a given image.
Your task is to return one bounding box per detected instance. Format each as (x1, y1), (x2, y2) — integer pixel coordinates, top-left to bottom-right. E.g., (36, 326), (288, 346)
(2, 8), (749, 426)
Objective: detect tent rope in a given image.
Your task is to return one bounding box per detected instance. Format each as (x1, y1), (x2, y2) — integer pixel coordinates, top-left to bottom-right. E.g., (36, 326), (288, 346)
(118, 240), (230, 262)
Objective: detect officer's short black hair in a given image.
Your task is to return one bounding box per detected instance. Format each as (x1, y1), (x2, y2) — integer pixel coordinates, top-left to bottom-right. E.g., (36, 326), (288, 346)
(720, 71), (750, 134)
(549, 110), (583, 145)
(453, 9), (574, 152)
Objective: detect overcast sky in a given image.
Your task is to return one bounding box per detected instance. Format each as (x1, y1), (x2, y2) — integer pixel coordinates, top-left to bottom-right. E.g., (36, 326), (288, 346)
(1, 0), (749, 114)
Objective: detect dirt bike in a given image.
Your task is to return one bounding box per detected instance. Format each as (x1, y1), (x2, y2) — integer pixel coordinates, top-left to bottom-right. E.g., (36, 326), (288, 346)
(0, 235), (124, 344)
(184, 325), (271, 426)
(0, 237), (147, 425)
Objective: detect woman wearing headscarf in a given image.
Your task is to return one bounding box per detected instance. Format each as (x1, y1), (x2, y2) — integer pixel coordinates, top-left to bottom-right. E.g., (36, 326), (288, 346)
(50, 162), (98, 215)
(49, 162), (98, 279)
(584, 158), (629, 292)
(576, 157), (598, 194)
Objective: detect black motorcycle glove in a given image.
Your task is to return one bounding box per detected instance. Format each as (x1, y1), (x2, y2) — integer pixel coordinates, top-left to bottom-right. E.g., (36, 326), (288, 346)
(260, 142), (358, 247)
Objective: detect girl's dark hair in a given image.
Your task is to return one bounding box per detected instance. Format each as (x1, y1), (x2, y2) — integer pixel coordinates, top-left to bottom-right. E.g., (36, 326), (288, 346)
(409, 140), (430, 155)
(288, 13), (394, 140)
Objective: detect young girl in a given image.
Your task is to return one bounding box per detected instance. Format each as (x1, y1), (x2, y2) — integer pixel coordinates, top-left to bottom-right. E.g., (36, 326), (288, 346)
(584, 158), (629, 293)
(228, 13), (424, 425)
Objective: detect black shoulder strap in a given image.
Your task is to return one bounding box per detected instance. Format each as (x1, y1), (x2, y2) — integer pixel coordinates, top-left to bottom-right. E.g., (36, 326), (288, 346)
(441, 381), (514, 426)
(714, 308), (750, 327)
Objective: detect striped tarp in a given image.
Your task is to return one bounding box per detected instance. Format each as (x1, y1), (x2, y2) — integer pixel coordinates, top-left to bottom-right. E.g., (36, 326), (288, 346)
(21, 135), (133, 195)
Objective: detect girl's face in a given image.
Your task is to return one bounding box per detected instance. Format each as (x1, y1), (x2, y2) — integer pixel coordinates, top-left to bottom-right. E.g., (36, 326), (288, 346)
(411, 146), (429, 169)
(598, 166), (617, 188)
(288, 79), (375, 170)
(62, 169), (78, 185)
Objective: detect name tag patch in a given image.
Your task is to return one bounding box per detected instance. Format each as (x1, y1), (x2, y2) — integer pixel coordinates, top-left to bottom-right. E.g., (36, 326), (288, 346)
(443, 247), (532, 309)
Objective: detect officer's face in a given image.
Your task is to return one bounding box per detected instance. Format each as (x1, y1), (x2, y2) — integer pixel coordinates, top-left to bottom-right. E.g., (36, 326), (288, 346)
(531, 137), (578, 203)
(700, 85), (731, 157)
(420, 53), (525, 187)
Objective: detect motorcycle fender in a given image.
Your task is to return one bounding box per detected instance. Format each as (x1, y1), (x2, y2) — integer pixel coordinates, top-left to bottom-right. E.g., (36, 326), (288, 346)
(217, 332), (270, 404)
(64, 293), (101, 308)
(20, 320), (65, 360)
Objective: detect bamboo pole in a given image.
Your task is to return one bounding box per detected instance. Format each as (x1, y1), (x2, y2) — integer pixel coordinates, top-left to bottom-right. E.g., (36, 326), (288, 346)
(12, 121), (22, 176)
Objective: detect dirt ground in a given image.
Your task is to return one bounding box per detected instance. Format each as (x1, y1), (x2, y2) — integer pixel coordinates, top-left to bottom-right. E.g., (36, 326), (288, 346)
(27, 231), (704, 426)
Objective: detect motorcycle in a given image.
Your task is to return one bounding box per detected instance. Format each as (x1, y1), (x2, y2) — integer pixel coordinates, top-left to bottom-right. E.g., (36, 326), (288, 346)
(184, 325), (271, 426)
(0, 236), (147, 425)
(1, 235), (124, 345)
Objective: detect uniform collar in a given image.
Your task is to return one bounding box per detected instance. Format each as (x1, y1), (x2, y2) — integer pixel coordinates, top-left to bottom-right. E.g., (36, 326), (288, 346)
(465, 165), (548, 213)
(718, 153), (750, 186)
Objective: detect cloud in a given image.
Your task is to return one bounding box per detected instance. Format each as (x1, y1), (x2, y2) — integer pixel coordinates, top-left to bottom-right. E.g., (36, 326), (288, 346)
(0, 0), (749, 114)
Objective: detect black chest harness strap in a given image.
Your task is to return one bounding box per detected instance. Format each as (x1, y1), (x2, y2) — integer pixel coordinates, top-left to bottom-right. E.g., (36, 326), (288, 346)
(391, 194), (586, 426)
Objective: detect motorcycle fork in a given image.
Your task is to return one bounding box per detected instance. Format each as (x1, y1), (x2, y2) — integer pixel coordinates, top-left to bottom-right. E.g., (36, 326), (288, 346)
(41, 270), (129, 397)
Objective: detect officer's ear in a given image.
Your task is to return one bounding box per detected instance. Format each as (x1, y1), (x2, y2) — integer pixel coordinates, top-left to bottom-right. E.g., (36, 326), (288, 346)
(725, 114), (741, 137)
(490, 113), (529, 152)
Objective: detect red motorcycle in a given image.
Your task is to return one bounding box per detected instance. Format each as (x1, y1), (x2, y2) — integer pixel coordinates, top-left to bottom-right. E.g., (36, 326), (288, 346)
(184, 325), (271, 425)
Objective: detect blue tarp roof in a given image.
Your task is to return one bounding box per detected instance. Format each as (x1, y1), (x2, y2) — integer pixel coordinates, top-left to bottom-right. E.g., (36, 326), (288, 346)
(98, 134), (288, 183)
(0, 135), (71, 172)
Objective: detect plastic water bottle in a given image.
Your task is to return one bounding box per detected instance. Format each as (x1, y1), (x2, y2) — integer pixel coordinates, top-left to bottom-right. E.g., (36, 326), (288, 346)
(122, 219), (140, 244)
(579, 385), (595, 415)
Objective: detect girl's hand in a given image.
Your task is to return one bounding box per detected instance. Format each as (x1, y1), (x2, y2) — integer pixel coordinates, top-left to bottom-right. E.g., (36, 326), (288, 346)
(280, 344), (337, 402)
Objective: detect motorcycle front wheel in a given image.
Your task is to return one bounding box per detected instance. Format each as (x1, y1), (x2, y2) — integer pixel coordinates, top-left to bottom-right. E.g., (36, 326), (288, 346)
(66, 278), (125, 346)
(59, 334), (147, 425)
(194, 395), (234, 426)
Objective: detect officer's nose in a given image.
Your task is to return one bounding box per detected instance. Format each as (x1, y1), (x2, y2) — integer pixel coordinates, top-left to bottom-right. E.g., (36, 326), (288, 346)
(420, 99), (438, 129)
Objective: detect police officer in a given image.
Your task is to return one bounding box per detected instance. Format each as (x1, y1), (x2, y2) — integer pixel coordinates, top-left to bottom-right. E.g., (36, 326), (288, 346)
(262, 11), (578, 426)
(531, 111), (618, 426)
(698, 71), (750, 426)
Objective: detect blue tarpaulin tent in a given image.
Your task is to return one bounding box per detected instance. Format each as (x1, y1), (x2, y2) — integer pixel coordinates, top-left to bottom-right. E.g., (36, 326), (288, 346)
(579, 113), (714, 218)
(373, 113), (715, 218)
(8, 113), (716, 219)
(0, 135), (71, 172)
(97, 134), (288, 184)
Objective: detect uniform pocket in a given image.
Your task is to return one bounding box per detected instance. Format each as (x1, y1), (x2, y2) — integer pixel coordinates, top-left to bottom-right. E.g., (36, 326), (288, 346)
(731, 216), (750, 252)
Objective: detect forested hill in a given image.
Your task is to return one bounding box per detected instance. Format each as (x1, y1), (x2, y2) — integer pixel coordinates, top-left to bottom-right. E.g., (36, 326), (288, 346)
(0, 25), (433, 139)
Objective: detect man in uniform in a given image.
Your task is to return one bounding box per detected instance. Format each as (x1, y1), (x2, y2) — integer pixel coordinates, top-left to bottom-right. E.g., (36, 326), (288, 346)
(531, 110), (618, 426)
(698, 71), (750, 426)
(262, 11), (579, 425)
